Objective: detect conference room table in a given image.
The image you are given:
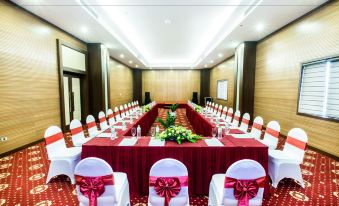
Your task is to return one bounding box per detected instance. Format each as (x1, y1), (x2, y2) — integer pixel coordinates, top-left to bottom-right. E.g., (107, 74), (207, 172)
(81, 103), (269, 196)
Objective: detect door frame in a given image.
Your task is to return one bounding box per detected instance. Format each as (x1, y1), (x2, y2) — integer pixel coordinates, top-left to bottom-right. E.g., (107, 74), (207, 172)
(57, 39), (89, 131)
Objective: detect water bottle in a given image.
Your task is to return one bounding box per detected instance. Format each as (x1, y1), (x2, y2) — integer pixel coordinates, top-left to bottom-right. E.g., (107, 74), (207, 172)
(217, 126), (222, 139)
(137, 125), (141, 138)
(110, 128), (116, 140)
(122, 120), (126, 131)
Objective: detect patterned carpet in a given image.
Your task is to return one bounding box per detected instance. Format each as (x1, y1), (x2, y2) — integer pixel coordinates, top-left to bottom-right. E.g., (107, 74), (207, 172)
(0, 108), (338, 206)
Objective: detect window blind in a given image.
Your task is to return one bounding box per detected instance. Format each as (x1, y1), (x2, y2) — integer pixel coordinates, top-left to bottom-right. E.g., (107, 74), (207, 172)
(298, 57), (339, 120)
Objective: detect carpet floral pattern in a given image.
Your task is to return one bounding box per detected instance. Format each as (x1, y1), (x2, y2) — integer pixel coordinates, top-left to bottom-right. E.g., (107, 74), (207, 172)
(0, 108), (338, 205)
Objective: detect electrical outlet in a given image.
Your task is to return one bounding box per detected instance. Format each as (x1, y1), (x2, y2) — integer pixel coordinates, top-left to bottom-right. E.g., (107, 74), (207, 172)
(0, 136), (8, 142)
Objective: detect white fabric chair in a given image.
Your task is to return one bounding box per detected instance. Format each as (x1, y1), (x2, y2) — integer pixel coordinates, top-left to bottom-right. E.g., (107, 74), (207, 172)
(214, 104), (219, 115)
(211, 103), (215, 113)
(86, 115), (100, 137)
(208, 159), (266, 206)
(44, 126), (81, 184)
(123, 104), (129, 117)
(217, 105), (223, 116)
(107, 109), (116, 126)
(221, 106), (228, 119)
(148, 158), (189, 206)
(268, 128), (308, 188)
(119, 105), (126, 118)
(70, 119), (91, 147)
(257, 121), (280, 149)
(127, 103), (132, 115)
(114, 107), (122, 121)
(74, 157), (130, 206)
(239, 113), (250, 132)
(98, 111), (109, 131)
(247, 116), (264, 139)
(231, 110), (241, 127)
(131, 102), (135, 112)
(225, 108), (233, 123)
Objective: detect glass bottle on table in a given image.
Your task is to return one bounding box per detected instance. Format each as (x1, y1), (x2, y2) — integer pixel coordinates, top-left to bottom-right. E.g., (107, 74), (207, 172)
(122, 120), (126, 131)
(137, 125), (141, 139)
(217, 126), (222, 139)
(110, 128), (116, 140)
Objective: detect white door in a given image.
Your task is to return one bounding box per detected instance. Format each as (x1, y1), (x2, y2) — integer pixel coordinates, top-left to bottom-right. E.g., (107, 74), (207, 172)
(63, 75), (82, 126)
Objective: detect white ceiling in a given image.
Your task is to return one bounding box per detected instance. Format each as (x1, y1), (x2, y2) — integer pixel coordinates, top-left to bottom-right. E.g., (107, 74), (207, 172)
(12, 0), (328, 69)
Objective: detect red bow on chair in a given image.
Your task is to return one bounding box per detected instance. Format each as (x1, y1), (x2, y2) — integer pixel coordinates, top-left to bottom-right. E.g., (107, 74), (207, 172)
(75, 174), (114, 206)
(225, 176), (265, 206)
(150, 176), (188, 206)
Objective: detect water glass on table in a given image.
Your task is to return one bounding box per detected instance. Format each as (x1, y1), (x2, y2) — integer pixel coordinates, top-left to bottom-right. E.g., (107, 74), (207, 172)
(212, 127), (217, 138)
(131, 127), (137, 139)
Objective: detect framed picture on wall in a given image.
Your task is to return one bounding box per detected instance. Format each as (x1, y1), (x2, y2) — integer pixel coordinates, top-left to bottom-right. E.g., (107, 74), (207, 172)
(217, 79), (228, 100)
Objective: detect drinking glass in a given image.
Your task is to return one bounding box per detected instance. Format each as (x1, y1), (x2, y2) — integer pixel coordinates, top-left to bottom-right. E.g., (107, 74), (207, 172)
(131, 127), (136, 139)
(212, 127), (217, 138)
(224, 124), (231, 136)
(151, 127), (156, 139)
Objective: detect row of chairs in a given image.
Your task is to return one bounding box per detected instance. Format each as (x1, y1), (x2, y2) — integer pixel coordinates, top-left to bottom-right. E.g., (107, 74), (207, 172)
(44, 101), (140, 184)
(75, 157), (266, 206)
(205, 101), (308, 188)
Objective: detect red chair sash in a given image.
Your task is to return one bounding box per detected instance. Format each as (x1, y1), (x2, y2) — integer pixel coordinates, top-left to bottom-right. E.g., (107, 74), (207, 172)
(75, 174), (115, 206)
(266, 127), (279, 138)
(149, 176), (188, 206)
(87, 121), (96, 129)
(286, 136), (306, 150)
(252, 122), (262, 130)
(99, 117), (106, 123)
(108, 113), (114, 119)
(227, 112), (233, 117)
(71, 126), (83, 136)
(45, 132), (64, 145)
(234, 116), (240, 121)
(242, 119), (250, 125)
(223, 110), (227, 115)
(225, 176), (266, 206)
(113, 111), (120, 116)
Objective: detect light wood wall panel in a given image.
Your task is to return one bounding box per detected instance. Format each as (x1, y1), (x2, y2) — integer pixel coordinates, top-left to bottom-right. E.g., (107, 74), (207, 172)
(142, 70), (200, 103)
(109, 59), (133, 108)
(0, 1), (86, 154)
(254, 2), (339, 156)
(210, 57), (235, 108)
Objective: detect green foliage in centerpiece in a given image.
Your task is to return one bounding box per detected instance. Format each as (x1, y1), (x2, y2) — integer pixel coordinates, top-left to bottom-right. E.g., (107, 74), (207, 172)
(157, 125), (203, 144)
(169, 103), (179, 112)
(144, 105), (151, 112)
(194, 106), (202, 113)
(156, 112), (176, 128)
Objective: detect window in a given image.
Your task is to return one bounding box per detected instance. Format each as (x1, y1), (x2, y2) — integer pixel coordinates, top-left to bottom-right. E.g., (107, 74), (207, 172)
(298, 56), (339, 121)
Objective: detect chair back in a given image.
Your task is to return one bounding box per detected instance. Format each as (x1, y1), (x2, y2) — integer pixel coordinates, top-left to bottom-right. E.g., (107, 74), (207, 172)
(283, 128), (308, 163)
(223, 159), (266, 205)
(44, 126), (66, 159)
(231, 110), (241, 126)
(239, 113), (250, 132)
(149, 158), (189, 205)
(70, 119), (86, 146)
(74, 157), (117, 203)
(131, 102), (135, 111)
(225, 108), (233, 123)
(107, 109), (115, 126)
(211, 103), (215, 112)
(127, 103), (132, 114)
(262, 121), (280, 149)
(214, 104), (219, 114)
(114, 107), (121, 121)
(120, 105), (126, 118)
(221, 106), (228, 118)
(249, 116), (264, 139)
(123, 104), (129, 117)
(217, 105), (223, 116)
(86, 115), (98, 137)
(98, 111), (109, 131)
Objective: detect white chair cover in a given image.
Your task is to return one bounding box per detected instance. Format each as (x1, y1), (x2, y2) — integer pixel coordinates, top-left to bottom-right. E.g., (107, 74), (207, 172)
(114, 107), (122, 121)
(214, 104), (219, 115)
(208, 159), (266, 206)
(70, 119), (90, 147)
(123, 104), (129, 117)
(127, 103), (132, 114)
(239, 113), (250, 132)
(225, 108), (233, 123)
(107, 109), (116, 126)
(98, 111), (109, 131)
(86, 115), (99, 138)
(217, 105), (223, 116)
(257, 121), (280, 149)
(44, 126), (81, 184)
(221, 106), (228, 119)
(74, 157), (130, 206)
(231, 110), (241, 127)
(247, 116), (264, 139)
(119, 105), (126, 118)
(148, 158), (189, 206)
(268, 128), (308, 188)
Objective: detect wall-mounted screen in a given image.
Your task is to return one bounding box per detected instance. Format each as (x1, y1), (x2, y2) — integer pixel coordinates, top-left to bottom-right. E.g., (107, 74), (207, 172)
(217, 80), (228, 100)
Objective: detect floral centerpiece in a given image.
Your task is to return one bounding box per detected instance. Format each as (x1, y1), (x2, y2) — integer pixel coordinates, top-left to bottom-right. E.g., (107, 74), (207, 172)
(169, 103), (179, 117)
(194, 106), (202, 113)
(144, 105), (151, 112)
(156, 125), (203, 144)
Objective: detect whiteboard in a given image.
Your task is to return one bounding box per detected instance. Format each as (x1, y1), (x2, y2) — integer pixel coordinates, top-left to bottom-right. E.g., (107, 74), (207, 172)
(217, 80), (228, 100)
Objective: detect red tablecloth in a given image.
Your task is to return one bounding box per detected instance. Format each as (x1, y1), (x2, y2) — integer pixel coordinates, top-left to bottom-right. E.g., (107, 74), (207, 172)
(81, 104), (269, 196)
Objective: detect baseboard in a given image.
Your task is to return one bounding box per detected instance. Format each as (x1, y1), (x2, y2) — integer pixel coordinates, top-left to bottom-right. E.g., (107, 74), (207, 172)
(0, 138), (44, 158)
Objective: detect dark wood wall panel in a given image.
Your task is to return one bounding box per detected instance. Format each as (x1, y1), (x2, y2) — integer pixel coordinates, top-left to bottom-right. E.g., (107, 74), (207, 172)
(0, 0), (86, 154)
(200, 69), (210, 105)
(132, 69), (142, 104)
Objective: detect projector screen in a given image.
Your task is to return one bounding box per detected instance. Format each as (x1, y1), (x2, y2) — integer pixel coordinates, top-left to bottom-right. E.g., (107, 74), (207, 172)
(217, 80), (228, 100)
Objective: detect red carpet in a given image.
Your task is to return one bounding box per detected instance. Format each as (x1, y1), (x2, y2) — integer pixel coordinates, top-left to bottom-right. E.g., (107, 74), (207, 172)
(0, 108), (338, 205)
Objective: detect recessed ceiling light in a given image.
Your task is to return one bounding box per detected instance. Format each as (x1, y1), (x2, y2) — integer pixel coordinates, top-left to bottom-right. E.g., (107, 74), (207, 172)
(210, 60), (214, 63)
(129, 60), (133, 64)
(204, 64), (208, 68)
(256, 23), (265, 32)
(81, 26), (88, 33)
(218, 53), (223, 58)
(120, 54), (125, 59)
(164, 19), (172, 24)
(135, 64), (139, 68)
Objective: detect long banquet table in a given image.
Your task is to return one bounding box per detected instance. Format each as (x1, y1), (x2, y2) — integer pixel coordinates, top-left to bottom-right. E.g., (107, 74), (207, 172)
(81, 103), (269, 196)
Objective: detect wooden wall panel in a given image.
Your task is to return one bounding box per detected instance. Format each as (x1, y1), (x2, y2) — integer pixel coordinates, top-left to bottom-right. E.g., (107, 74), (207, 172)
(0, 1), (86, 154)
(142, 70), (200, 103)
(255, 2), (339, 156)
(210, 57), (235, 108)
(109, 59), (133, 108)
